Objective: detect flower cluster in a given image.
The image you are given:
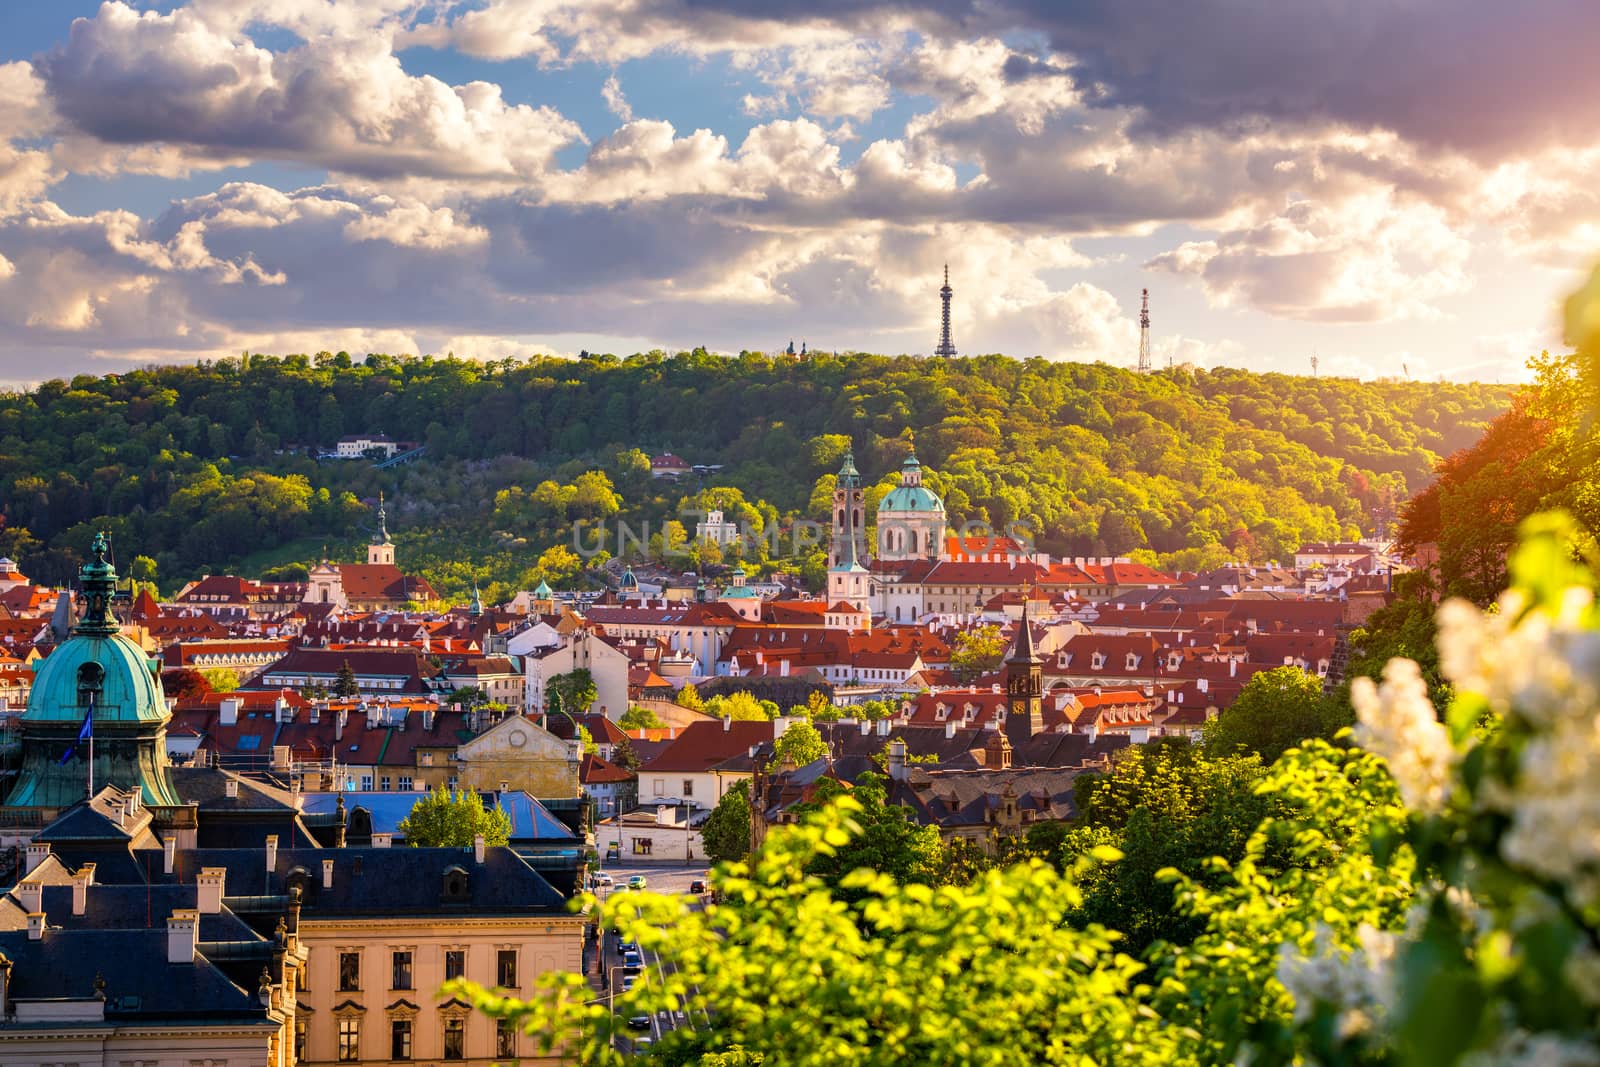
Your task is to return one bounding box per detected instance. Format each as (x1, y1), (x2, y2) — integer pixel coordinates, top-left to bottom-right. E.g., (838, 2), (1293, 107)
(1275, 923), (1398, 1040)
(1351, 657), (1456, 814)
(1436, 589), (1600, 904)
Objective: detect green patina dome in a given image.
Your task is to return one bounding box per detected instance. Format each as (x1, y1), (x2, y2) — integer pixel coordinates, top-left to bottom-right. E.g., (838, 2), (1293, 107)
(24, 632), (167, 725)
(879, 484), (946, 513)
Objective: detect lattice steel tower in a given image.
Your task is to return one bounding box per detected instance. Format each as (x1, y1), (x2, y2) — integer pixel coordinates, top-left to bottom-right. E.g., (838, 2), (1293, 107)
(1137, 288), (1152, 373)
(934, 264), (957, 357)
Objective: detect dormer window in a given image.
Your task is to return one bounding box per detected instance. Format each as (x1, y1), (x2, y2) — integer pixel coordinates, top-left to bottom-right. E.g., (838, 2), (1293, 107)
(442, 865), (470, 901)
(1126, 653), (1140, 671)
(77, 662), (105, 706)
(1090, 652), (1106, 671)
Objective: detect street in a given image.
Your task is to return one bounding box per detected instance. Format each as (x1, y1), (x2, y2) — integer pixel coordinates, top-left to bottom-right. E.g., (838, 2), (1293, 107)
(590, 863), (712, 1054)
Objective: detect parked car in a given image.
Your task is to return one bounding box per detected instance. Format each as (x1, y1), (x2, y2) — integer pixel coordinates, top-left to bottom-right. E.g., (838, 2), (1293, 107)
(628, 875), (648, 890)
(594, 872), (614, 887)
(622, 950), (643, 970)
(622, 973), (638, 992)
(688, 880), (706, 894)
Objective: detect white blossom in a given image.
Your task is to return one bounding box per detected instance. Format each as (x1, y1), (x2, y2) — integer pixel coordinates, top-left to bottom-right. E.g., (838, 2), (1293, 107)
(1459, 1030), (1600, 1067)
(1275, 923), (1396, 1036)
(1352, 657), (1456, 813)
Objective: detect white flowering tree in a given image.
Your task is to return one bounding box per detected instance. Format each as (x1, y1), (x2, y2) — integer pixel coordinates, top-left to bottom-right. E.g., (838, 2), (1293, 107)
(1271, 513), (1600, 1066)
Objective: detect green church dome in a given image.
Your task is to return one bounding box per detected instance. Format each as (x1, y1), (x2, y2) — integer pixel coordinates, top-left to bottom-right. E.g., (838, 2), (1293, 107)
(24, 632), (167, 725)
(879, 484), (946, 513)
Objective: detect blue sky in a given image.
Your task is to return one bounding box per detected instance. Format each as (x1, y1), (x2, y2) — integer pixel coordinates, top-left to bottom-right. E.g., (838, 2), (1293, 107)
(0, 0), (1594, 384)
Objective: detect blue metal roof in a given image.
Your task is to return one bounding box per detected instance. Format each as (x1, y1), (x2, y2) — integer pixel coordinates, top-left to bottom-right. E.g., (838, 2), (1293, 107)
(300, 790), (576, 843)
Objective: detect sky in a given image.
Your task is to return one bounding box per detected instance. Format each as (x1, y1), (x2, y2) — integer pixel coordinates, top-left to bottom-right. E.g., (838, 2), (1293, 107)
(0, 1), (1596, 386)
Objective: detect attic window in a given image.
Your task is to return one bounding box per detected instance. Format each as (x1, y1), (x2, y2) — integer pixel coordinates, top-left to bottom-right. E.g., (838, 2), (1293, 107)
(1090, 653), (1105, 670)
(77, 662), (105, 706)
(441, 865), (470, 901)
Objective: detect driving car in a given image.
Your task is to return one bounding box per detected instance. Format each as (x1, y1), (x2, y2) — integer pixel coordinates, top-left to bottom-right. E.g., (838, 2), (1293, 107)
(594, 872), (614, 886)
(688, 880), (706, 894)
(628, 1014), (651, 1030)
(628, 875), (648, 890)
(622, 949), (643, 970)
(622, 973), (638, 992)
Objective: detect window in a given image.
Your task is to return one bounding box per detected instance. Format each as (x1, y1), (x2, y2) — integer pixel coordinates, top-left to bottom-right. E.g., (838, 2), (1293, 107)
(390, 1018), (413, 1060)
(391, 950), (412, 990)
(379, 776), (392, 791)
(496, 1018), (516, 1057)
(294, 1017), (307, 1060)
(683, 779), (694, 796)
(338, 1018), (360, 1062)
(421, 753), (433, 766)
(445, 949), (465, 981)
(653, 779), (664, 796)
(497, 949), (517, 988)
(398, 776), (413, 790)
(338, 951), (360, 991)
(359, 774), (373, 790)
(447, 775), (459, 789)
(443, 1017), (465, 1060)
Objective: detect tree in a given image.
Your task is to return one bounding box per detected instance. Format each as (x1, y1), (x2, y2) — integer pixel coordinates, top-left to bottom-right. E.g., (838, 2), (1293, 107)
(773, 721), (827, 767)
(949, 623), (1006, 681)
(701, 780), (752, 864)
(165, 668), (209, 702)
(619, 705), (664, 730)
(200, 668), (240, 693)
(676, 684), (704, 712)
(1202, 665), (1349, 763)
(790, 773), (944, 899)
(396, 786), (512, 848)
(704, 692), (772, 721)
(578, 725), (598, 756)
(612, 737), (641, 772)
(333, 659), (359, 698)
(547, 669), (597, 715)
(445, 685), (488, 708)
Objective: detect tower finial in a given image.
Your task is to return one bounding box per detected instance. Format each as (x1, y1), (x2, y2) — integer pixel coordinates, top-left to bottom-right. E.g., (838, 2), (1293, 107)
(76, 531), (120, 637)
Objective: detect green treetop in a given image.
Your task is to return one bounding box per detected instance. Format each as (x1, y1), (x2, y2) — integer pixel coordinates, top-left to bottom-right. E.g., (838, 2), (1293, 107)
(397, 786), (512, 848)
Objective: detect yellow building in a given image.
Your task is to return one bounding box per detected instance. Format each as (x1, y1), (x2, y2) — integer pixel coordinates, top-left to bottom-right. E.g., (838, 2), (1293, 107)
(452, 714), (582, 799)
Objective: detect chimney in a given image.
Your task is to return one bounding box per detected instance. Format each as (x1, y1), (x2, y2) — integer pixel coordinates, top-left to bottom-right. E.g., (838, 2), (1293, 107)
(265, 834), (279, 871)
(335, 708), (346, 742)
(167, 909), (198, 962)
(277, 696), (292, 722)
(372, 832), (392, 848)
(71, 863), (96, 916)
(16, 881), (41, 915)
(163, 837), (176, 874)
(322, 859), (334, 889)
(24, 842), (49, 875)
(859, 720), (870, 736)
(877, 718), (892, 737)
(220, 697), (241, 726)
(196, 866), (226, 914)
(887, 738), (908, 782)
(0, 950), (11, 1019)
(26, 913), (44, 941)
(473, 834), (486, 864)
(945, 720), (957, 740)
(224, 777), (239, 799)
(310, 703), (320, 724)
(722, 715), (731, 732)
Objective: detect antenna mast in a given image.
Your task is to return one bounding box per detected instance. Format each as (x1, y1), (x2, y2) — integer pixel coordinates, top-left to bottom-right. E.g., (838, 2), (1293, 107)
(1137, 288), (1151, 373)
(1310, 353), (1319, 378)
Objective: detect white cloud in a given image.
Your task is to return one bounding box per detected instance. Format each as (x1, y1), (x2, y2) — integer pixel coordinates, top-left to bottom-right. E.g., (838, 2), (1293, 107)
(602, 74), (634, 122)
(1146, 193), (1473, 322)
(42, 2), (585, 182)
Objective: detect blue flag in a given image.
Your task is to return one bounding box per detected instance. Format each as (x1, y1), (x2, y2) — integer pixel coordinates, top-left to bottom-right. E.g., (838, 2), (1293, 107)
(59, 698), (92, 765)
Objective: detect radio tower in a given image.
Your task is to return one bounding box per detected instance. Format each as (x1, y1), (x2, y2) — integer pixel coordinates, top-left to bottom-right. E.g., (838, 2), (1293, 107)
(934, 265), (957, 357)
(1136, 288), (1152, 373)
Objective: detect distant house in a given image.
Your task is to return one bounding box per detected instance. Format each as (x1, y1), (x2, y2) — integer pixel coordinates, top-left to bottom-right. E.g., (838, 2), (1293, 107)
(695, 509), (741, 545)
(335, 434), (400, 460)
(650, 453), (692, 480)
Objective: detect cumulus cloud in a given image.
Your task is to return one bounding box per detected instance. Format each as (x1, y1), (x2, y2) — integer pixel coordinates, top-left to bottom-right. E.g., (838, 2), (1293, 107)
(1146, 193), (1473, 322)
(41, 2), (585, 181)
(601, 74), (634, 122)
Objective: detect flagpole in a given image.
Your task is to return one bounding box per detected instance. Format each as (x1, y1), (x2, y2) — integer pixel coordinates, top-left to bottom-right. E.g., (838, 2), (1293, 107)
(86, 693), (94, 799)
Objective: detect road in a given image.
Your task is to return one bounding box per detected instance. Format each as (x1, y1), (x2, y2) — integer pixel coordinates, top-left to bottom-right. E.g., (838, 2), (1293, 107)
(592, 865), (711, 1054)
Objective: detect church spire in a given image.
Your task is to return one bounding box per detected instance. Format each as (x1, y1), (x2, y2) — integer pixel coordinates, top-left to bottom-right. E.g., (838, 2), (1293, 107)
(376, 491), (391, 545)
(935, 264), (956, 358)
(76, 532), (120, 638)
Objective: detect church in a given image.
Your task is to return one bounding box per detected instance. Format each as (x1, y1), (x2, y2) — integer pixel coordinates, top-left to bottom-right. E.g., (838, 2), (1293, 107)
(825, 442), (952, 616)
(302, 494), (440, 612)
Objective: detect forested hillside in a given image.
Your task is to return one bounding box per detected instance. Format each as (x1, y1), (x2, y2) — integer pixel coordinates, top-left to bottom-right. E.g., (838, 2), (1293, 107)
(0, 350), (1507, 599)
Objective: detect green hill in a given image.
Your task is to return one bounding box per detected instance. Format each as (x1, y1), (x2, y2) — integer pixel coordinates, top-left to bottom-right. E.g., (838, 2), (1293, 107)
(0, 350), (1508, 602)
